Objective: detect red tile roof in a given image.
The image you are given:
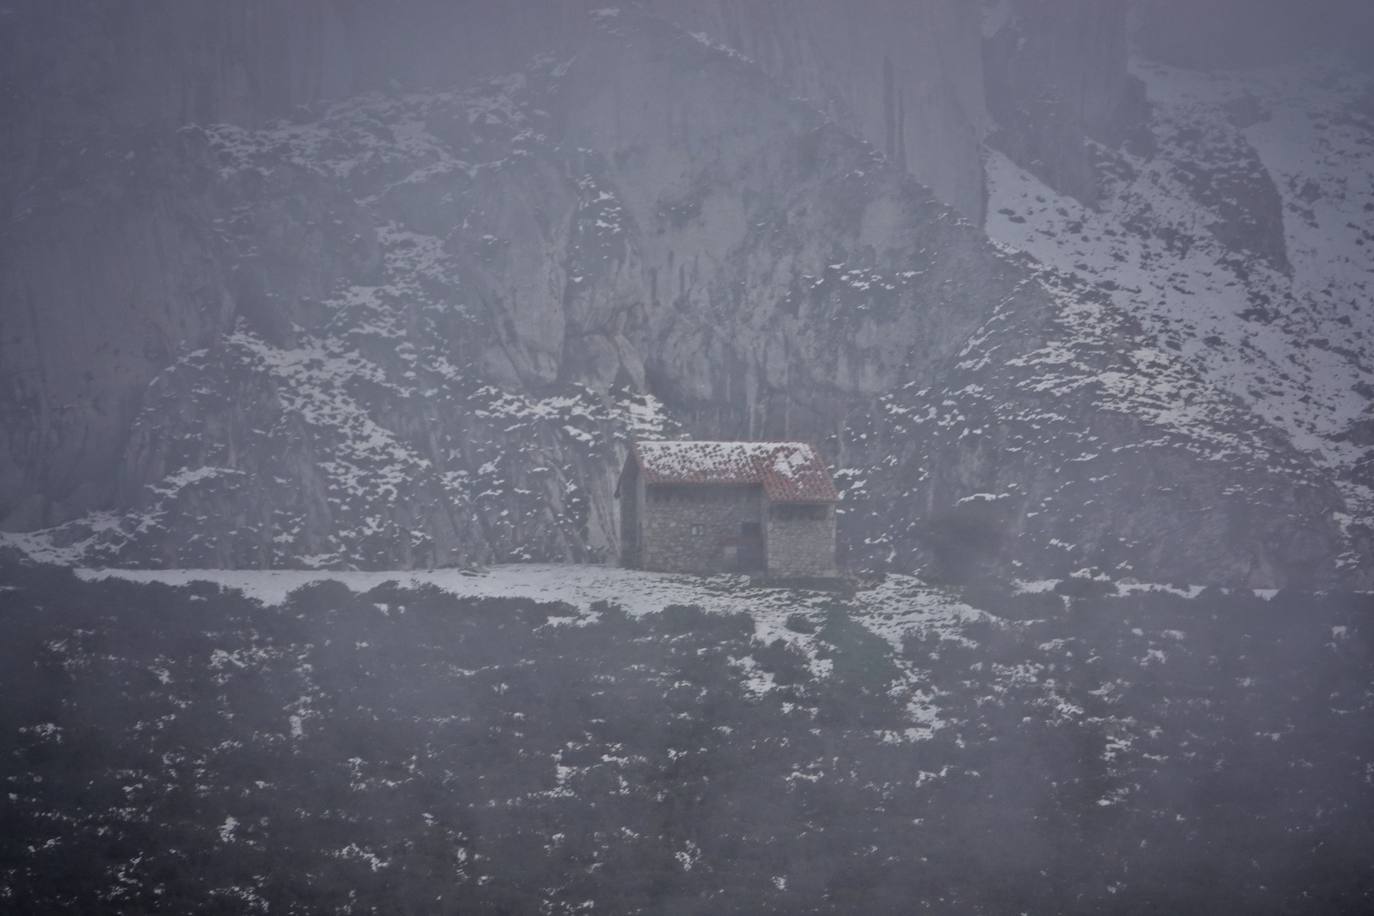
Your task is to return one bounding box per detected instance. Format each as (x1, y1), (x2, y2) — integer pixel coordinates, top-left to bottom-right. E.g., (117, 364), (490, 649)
(630, 440), (837, 503)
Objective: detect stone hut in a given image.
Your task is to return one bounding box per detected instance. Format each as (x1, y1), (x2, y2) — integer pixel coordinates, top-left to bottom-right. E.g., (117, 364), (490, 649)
(616, 440), (838, 577)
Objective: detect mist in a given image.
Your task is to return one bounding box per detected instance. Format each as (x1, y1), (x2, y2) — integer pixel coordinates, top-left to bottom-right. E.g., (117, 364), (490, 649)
(2, 0), (1372, 912)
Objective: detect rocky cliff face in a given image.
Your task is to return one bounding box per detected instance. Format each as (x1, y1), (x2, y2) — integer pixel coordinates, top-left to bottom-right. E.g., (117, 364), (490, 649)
(641, 0), (989, 220)
(3, 14), (1010, 569)
(0, 0), (988, 532)
(982, 0), (1141, 204)
(1, 2), (1368, 586)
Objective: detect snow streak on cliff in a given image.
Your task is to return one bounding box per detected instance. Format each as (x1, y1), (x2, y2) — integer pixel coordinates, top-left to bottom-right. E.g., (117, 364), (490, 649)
(985, 53), (1374, 577)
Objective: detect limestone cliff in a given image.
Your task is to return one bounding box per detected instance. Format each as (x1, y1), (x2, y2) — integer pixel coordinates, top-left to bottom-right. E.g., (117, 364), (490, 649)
(982, 0), (1141, 204)
(641, 0), (988, 220)
(1, 3), (1367, 586)
(0, 0), (989, 530)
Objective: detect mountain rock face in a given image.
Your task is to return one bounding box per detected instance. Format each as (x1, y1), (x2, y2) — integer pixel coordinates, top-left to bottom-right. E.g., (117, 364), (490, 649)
(982, 0), (1141, 204)
(641, 0), (989, 221)
(1, 2), (1369, 586)
(0, 0), (988, 534)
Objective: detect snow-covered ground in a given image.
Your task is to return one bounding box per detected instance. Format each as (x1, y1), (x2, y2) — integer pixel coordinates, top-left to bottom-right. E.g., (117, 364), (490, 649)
(73, 563), (981, 645)
(75, 562), (754, 613)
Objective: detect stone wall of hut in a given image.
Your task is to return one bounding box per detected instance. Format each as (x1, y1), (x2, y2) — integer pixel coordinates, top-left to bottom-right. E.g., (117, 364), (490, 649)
(765, 504), (837, 577)
(640, 484), (763, 574)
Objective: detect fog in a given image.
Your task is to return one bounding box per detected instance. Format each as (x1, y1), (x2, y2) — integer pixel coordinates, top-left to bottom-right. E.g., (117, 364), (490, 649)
(2, 0), (1372, 911)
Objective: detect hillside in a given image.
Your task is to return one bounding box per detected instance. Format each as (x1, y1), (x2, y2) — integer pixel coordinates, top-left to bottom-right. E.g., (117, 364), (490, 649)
(983, 45), (1374, 580)
(2, 553), (1371, 912)
(5, 3), (1374, 912)
(2, 4), (1370, 586)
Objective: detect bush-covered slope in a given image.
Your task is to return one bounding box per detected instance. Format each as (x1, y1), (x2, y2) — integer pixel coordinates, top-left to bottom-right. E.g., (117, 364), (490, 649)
(2, 555), (1371, 913)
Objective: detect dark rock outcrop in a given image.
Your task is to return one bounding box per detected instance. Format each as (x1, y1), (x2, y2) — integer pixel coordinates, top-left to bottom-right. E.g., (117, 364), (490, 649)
(982, 0), (1143, 204)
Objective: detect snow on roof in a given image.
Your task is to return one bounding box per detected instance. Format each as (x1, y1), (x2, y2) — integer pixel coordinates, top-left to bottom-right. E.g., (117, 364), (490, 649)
(630, 440), (837, 503)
